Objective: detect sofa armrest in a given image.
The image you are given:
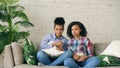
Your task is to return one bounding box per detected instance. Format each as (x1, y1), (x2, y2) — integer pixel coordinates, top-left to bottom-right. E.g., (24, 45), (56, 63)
(0, 55), (4, 68)
(4, 45), (14, 68)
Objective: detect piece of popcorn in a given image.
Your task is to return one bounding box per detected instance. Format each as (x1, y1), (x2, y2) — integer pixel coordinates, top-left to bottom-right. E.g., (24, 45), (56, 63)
(48, 41), (54, 45)
(77, 53), (84, 56)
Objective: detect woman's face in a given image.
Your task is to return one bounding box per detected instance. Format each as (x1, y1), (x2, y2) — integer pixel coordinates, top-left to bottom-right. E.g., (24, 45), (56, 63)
(71, 25), (82, 38)
(54, 25), (64, 38)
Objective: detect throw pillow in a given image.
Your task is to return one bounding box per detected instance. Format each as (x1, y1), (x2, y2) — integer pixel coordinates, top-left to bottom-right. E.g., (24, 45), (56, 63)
(23, 38), (38, 65)
(98, 55), (120, 67)
(101, 40), (120, 58)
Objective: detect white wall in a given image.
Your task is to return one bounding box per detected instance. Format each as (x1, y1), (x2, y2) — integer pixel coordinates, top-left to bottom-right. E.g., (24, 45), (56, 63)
(18, 0), (120, 45)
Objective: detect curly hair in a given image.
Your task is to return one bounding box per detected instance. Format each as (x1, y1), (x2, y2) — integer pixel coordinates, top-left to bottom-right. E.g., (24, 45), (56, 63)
(54, 17), (65, 28)
(67, 21), (87, 39)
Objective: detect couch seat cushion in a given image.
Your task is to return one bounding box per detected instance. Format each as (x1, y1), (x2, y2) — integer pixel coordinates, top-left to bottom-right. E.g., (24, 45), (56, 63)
(14, 64), (67, 68)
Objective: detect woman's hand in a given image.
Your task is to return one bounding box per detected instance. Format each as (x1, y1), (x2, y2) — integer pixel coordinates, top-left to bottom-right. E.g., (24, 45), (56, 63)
(52, 41), (63, 47)
(73, 53), (88, 62)
(73, 53), (80, 61)
(56, 45), (64, 51)
(52, 41), (64, 51)
(78, 55), (88, 62)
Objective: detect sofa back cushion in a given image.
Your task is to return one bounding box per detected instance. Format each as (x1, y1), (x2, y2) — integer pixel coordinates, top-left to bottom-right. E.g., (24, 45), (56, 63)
(4, 45), (14, 68)
(94, 43), (109, 55)
(11, 42), (24, 65)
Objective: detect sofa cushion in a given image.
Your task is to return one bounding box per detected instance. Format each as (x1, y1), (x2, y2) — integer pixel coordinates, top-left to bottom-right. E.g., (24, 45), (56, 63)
(14, 64), (67, 68)
(0, 55), (4, 68)
(101, 40), (120, 58)
(4, 45), (14, 68)
(94, 43), (109, 56)
(11, 42), (24, 65)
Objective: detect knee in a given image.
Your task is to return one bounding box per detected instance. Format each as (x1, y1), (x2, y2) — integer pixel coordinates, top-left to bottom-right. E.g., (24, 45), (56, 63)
(64, 50), (73, 58)
(37, 51), (45, 58)
(93, 56), (100, 62)
(64, 58), (74, 65)
(90, 56), (100, 64)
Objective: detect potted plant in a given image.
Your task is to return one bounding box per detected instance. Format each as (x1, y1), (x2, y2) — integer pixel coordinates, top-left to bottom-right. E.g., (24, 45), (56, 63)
(0, 0), (34, 53)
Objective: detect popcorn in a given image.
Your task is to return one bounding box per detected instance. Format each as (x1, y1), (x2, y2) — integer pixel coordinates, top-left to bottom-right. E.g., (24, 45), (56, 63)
(77, 53), (84, 56)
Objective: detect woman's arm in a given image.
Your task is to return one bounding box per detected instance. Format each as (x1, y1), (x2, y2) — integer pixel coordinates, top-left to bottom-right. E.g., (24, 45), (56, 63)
(40, 34), (52, 50)
(86, 38), (94, 56)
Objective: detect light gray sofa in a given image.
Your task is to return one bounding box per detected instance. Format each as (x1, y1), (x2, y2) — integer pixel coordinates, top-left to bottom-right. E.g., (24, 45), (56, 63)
(3, 42), (120, 68)
(0, 53), (4, 68)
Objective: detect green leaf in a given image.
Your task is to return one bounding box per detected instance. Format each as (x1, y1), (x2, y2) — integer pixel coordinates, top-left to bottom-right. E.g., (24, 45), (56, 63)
(9, 5), (24, 16)
(10, 5), (24, 12)
(0, 11), (8, 22)
(0, 44), (4, 54)
(0, 32), (11, 45)
(16, 31), (30, 40)
(0, 24), (7, 32)
(0, 3), (6, 10)
(12, 11), (29, 21)
(15, 21), (34, 27)
(12, 25), (19, 31)
(0, 0), (19, 4)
